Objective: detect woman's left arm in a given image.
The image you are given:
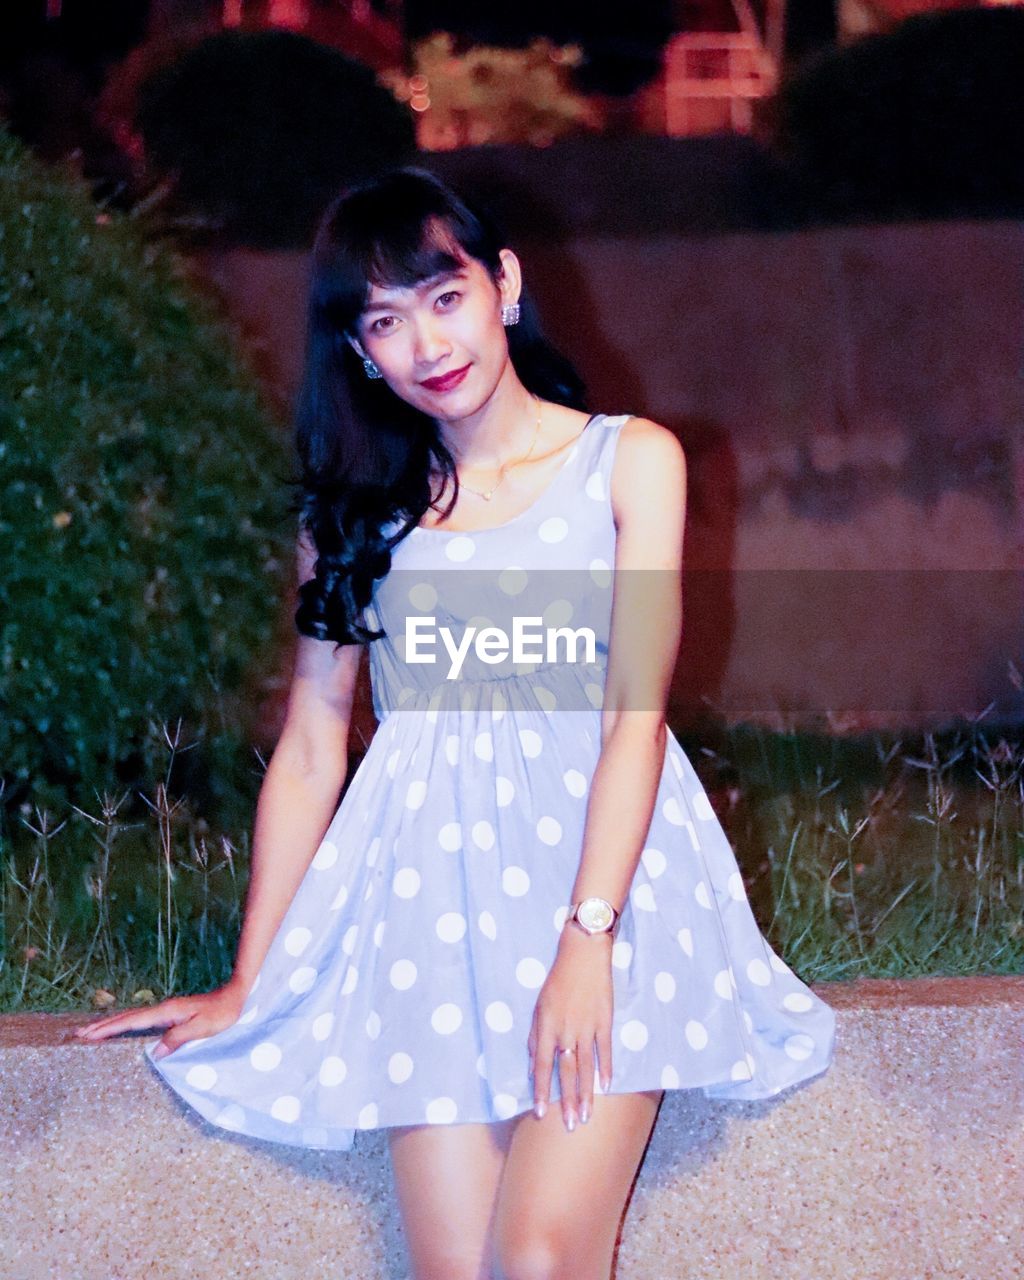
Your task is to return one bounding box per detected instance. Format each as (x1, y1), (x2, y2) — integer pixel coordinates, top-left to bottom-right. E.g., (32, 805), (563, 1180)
(528, 416), (687, 1129)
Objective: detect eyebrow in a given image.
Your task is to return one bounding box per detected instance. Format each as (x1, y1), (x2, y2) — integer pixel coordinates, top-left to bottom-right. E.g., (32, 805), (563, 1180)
(362, 268), (469, 314)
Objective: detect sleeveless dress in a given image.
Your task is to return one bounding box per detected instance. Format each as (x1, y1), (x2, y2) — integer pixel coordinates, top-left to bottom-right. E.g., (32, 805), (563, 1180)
(144, 412), (837, 1150)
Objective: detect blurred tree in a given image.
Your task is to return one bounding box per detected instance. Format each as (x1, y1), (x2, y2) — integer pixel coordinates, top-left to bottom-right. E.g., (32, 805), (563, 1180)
(403, 0), (674, 96)
(783, 0), (838, 64)
(102, 27), (416, 249)
(0, 0), (151, 191)
(771, 6), (1024, 222)
(0, 0), (152, 89)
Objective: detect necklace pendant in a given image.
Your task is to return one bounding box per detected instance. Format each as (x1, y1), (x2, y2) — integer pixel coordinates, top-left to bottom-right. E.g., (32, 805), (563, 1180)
(481, 490), (493, 501)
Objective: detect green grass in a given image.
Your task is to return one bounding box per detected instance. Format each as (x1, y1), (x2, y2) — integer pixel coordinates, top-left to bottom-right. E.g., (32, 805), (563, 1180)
(1, 710), (1021, 1014)
(677, 710), (1024, 982)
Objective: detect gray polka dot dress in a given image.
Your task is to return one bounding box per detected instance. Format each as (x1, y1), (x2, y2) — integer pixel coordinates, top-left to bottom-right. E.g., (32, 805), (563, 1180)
(145, 412), (837, 1149)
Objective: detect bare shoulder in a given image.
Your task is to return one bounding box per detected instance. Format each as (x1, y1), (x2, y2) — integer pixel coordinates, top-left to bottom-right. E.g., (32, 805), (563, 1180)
(609, 415), (687, 528)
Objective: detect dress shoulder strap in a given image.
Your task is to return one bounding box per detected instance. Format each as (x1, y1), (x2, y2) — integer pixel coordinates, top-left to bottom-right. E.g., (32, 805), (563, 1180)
(584, 413), (631, 500)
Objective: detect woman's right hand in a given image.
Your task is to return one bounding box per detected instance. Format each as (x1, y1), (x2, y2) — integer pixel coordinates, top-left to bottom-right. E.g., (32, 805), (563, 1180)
(72, 982), (248, 1059)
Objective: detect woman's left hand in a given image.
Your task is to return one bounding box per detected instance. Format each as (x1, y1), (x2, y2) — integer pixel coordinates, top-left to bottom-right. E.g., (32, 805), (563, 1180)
(527, 925), (614, 1131)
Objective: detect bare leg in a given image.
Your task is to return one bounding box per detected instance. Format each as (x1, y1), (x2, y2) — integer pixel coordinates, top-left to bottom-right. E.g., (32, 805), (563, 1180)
(388, 1115), (519, 1280)
(491, 1089), (664, 1280)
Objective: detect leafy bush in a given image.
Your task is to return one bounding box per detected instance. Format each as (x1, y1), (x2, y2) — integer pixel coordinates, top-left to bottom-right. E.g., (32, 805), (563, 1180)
(770, 7), (1024, 223)
(0, 123), (295, 824)
(107, 27), (417, 250)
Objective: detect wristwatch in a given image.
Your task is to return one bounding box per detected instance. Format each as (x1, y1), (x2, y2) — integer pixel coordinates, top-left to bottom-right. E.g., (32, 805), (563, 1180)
(565, 896), (621, 937)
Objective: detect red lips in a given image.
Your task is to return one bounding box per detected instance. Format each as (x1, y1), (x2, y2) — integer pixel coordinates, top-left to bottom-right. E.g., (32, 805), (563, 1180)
(419, 363), (470, 392)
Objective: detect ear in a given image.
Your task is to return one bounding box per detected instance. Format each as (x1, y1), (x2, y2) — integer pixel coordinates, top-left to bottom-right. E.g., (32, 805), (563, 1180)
(347, 334), (367, 362)
(495, 248), (523, 309)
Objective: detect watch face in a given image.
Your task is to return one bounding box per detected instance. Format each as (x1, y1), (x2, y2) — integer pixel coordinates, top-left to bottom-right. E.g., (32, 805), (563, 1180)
(579, 897), (614, 931)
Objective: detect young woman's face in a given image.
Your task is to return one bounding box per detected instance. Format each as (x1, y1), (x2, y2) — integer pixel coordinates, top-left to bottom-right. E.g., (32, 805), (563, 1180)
(352, 248), (520, 420)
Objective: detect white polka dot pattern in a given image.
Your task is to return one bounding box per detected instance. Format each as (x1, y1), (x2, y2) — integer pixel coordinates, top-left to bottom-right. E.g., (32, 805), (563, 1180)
(145, 413), (835, 1153)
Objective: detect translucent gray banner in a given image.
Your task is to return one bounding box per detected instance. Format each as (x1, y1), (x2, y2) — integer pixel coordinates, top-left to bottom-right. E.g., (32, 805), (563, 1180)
(359, 568), (1024, 721)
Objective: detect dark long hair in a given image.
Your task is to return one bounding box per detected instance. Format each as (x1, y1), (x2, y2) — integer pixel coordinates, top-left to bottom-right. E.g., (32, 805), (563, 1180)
(290, 166), (588, 650)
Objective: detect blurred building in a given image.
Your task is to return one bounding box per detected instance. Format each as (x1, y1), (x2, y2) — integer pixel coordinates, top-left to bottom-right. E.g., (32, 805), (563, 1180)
(838, 0), (1024, 38)
(642, 0), (786, 135)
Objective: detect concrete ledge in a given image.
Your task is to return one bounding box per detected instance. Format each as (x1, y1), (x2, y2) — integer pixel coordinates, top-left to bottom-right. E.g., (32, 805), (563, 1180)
(1, 977), (1022, 1279)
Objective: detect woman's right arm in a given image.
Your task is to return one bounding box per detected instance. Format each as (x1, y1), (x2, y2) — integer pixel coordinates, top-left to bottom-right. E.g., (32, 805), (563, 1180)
(75, 528), (366, 1049)
(224, 529), (365, 999)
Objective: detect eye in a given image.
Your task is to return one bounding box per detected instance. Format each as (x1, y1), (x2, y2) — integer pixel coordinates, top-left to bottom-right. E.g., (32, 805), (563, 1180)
(436, 290), (461, 308)
(370, 314), (397, 334)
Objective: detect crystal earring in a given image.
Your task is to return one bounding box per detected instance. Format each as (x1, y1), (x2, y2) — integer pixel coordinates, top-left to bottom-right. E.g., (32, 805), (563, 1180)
(362, 356), (383, 379)
(501, 302), (520, 327)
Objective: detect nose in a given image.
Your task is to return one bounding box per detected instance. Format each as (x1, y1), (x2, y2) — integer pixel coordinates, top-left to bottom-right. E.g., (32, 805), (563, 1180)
(412, 316), (452, 366)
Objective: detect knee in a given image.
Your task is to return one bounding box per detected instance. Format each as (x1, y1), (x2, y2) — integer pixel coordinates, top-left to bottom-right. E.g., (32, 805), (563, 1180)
(408, 1247), (494, 1280)
(490, 1236), (569, 1280)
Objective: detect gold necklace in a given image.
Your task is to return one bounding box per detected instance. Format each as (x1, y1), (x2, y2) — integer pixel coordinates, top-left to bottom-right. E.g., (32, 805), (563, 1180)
(453, 398), (543, 501)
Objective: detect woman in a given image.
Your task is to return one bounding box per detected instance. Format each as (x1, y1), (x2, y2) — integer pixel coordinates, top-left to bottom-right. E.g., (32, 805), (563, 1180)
(76, 167), (836, 1279)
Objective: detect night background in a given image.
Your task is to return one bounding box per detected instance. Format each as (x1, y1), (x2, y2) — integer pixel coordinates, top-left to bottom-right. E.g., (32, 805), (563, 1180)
(1, 6), (1023, 1273)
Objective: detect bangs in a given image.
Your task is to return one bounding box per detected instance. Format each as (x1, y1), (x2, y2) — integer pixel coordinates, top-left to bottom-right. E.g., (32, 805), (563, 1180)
(315, 169), (487, 338)
(363, 216), (467, 294)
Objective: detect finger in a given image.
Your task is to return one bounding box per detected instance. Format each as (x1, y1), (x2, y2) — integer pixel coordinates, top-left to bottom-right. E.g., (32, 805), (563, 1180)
(596, 1020), (614, 1094)
(578, 1035), (595, 1124)
(74, 1010), (160, 1040)
(152, 1015), (202, 1059)
(533, 1026), (555, 1119)
(558, 1042), (580, 1130)
(527, 1014), (538, 1082)
(73, 1018), (113, 1038)
(73, 1009), (133, 1036)
(75, 1000), (186, 1040)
